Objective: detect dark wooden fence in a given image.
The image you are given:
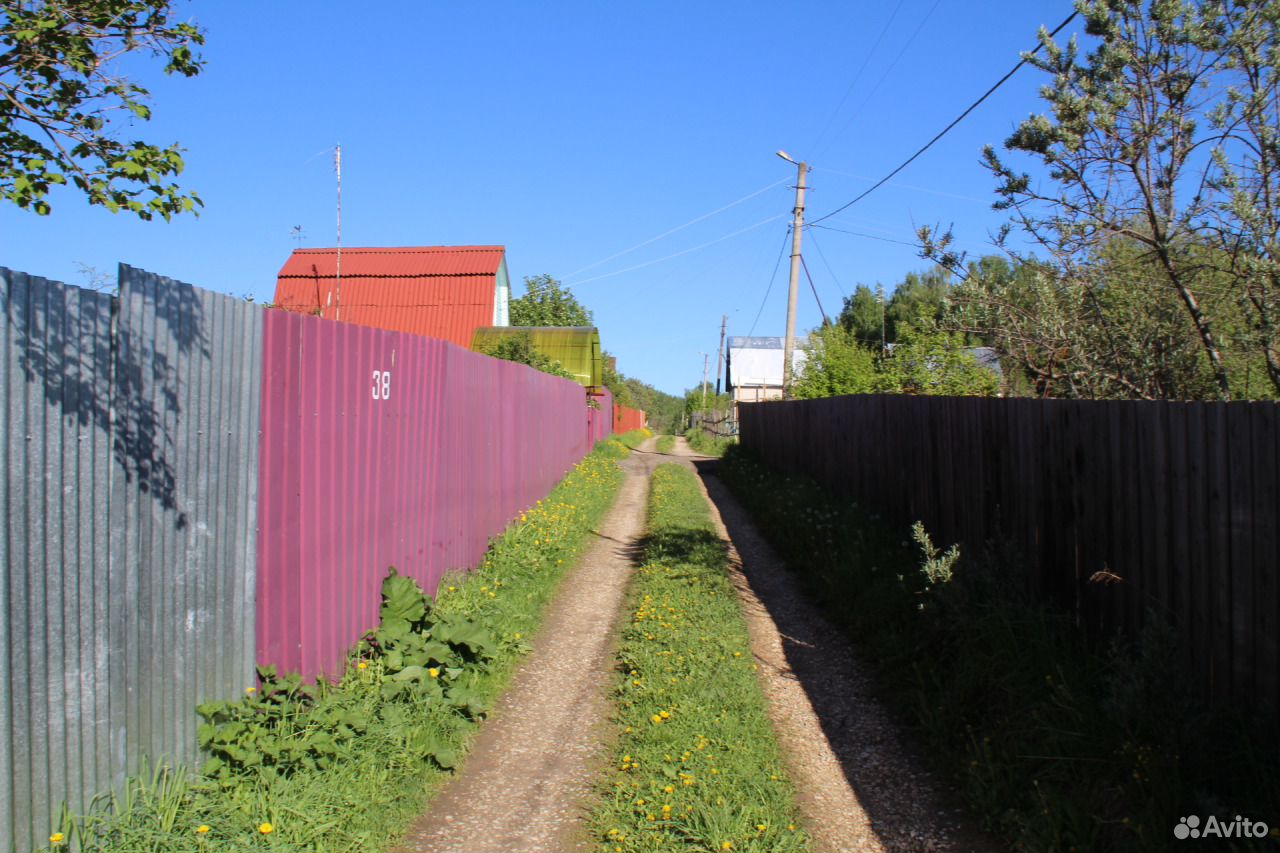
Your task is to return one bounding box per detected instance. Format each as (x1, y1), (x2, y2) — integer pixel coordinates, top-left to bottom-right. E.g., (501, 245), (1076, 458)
(739, 394), (1278, 712)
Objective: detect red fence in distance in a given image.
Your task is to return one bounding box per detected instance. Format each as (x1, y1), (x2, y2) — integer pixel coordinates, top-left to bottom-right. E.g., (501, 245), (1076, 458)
(256, 309), (590, 680)
(614, 404), (646, 434)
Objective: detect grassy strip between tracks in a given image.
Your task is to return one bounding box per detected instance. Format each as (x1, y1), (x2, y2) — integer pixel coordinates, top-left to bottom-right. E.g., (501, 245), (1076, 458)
(39, 439), (630, 853)
(654, 435), (676, 454)
(588, 463), (807, 853)
(719, 446), (1280, 853)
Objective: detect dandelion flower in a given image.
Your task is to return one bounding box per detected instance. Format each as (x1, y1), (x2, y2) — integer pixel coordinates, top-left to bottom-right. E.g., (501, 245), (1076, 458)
(258, 823), (274, 835)
(357, 661), (368, 670)
(721, 842), (733, 851)
(49, 833), (66, 846)
(428, 668), (440, 678)
(245, 687), (256, 695)
(196, 825), (211, 834)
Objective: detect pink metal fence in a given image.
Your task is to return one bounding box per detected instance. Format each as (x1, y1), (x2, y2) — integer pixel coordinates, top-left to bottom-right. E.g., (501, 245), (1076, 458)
(256, 310), (590, 679)
(588, 388), (613, 445)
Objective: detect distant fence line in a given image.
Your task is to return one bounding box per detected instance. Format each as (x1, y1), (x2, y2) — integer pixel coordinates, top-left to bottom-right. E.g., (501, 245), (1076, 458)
(2, 266), (609, 853)
(739, 394), (1278, 714)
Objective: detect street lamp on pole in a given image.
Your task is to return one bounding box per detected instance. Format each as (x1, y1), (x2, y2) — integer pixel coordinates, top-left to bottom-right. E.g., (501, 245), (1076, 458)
(776, 151), (807, 397)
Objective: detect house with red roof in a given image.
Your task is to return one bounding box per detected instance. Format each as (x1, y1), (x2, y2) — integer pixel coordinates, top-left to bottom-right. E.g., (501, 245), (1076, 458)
(274, 245), (511, 347)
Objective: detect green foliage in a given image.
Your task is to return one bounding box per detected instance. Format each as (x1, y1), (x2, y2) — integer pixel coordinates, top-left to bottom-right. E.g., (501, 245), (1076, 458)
(719, 447), (1280, 852)
(684, 427), (732, 458)
(588, 464), (807, 853)
(474, 331), (575, 381)
(791, 324), (883, 399)
(794, 308), (999, 400)
(924, 0), (1280, 398)
(1, 0), (205, 219)
(623, 378), (683, 434)
(45, 445), (628, 853)
(509, 274), (594, 327)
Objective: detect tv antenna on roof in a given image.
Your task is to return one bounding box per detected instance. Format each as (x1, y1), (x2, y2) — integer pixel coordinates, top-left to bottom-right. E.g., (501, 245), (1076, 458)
(290, 224), (305, 245)
(334, 144), (343, 321)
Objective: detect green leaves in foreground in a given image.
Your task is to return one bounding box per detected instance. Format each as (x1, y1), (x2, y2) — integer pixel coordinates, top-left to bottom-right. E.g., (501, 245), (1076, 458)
(1, 0), (205, 219)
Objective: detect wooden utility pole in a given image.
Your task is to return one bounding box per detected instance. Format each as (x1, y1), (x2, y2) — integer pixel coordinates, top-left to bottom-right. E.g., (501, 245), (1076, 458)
(714, 314), (727, 395)
(700, 352), (710, 412)
(779, 154), (808, 397)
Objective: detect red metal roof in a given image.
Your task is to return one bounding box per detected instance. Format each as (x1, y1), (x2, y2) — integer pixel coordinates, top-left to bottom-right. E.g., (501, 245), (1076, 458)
(274, 246), (505, 348)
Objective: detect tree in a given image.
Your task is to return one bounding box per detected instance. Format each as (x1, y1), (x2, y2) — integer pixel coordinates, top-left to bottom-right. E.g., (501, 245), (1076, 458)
(792, 323), (883, 399)
(508, 274), (594, 327)
(923, 0), (1280, 399)
(1, 0), (204, 219)
(836, 284), (886, 348)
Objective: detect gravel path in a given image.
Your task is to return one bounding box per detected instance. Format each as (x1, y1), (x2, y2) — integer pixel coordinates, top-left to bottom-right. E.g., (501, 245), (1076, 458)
(393, 439), (664, 853)
(678, 438), (995, 853)
(393, 436), (992, 853)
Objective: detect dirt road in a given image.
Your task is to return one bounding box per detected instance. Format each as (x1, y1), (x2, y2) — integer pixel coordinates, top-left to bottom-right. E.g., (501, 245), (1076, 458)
(395, 437), (990, 853)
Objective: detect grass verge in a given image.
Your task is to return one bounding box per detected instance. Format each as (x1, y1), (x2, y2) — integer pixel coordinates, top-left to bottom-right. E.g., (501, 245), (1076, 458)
(588, 463), (807, 853)
(654, 435), (676, 454)
(685, 428), (733, 458)
(616, 427), (653, 449)
(719, 447), (1280, 853)
(42, 441), (630, 853)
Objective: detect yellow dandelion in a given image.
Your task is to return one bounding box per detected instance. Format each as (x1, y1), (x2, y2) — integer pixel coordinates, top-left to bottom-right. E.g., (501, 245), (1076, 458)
(514, 633), (522, 640)
(721, 842), (733, 851)
(258, 823), (274, 834)
(196, 825), (211, 834)
(659, 710), (670, 719)
(663, 785), (674, 793)
(245, 686), (256, 695)
(357, 661), (368, 670)
(788, 824), (797, 831)
(756, 824), (767, 831)
(651, 714), (663, 724)
(428, 668), (440, 678)
(49, 833), (66, 846)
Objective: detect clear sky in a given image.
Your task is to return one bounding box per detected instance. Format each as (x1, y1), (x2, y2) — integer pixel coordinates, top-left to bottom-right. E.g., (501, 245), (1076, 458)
(0, 0), (1078, 396)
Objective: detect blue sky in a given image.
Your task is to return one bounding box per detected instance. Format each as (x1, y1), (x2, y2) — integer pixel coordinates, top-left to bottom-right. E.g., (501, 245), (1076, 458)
(0, 0), (1077, 396)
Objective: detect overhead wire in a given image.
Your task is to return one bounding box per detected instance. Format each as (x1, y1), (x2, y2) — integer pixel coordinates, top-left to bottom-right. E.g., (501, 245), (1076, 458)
(566, 213), (789, 286)
(562, 177), (790, 279)
(811, 0), (909, 157)
(809, 9), (1080, 227)
(805, 227), (846, 299)
(747, 226), (793, 337)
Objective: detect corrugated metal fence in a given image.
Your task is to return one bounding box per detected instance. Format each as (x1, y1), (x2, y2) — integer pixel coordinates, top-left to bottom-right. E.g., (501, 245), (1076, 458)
(614, 404), (646, 434)
(4, 264), (601, 850)
(588, 388), (613, 445)
(256, 309), (591, 679)
(739, 394), (1279, 712)
(2, 266), (261, 853)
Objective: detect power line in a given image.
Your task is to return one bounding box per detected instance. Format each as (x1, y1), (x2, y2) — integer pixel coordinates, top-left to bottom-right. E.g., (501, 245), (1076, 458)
(808, 222), (920, 247)
(812, 0), (908, 156)
(809, 9), (1080, 227)
(566, 214), (789, 286)
(563, 177), (789, 279)
(805, 227), (846, 299)
(747, 226), (793, 337)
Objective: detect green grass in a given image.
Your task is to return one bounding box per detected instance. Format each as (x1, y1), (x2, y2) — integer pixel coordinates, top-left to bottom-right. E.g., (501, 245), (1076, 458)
(616, 428), (653, 449)
(43, 444), (629, 853)
(684, 428), (733, 458)
(654, 435), (676, 454)
(719, 447), (1280, 853)
(588, 464), (807, 853)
